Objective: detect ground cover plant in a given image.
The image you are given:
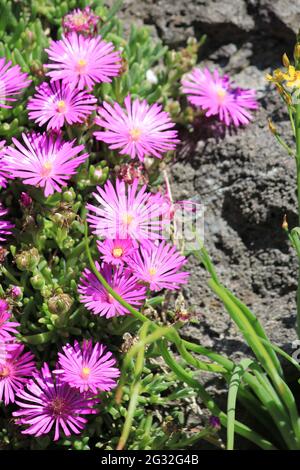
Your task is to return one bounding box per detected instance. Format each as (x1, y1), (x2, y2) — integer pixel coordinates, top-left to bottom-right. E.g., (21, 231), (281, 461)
(1, 0), (300, 452)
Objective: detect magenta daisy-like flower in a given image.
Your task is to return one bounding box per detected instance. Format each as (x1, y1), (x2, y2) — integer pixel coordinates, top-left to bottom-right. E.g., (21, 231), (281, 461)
(0, 299), (19, 341)
(63, 7), (99, 35)
(0, 58), (31, 108)
(54, 340), (120, 394)
(45, 32), (121, 90)
(0, 140), (9, 188)
(78, 262), (146, 318)
(94, 95), (179, 161)
(181, 67), (258, 127)
(0, 205), (14, 241)
(27, 81), (97, 130)
(2, 132), (89, 197)
(97, 238), (137, 266)
(87, 179), (165, 244)
(13, 363), (99, 441)
(129, 241), (189, 291)
(0, 343), (36, 405)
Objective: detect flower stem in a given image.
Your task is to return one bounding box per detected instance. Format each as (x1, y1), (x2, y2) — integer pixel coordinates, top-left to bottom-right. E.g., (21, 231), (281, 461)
(295, 103), (300, 338)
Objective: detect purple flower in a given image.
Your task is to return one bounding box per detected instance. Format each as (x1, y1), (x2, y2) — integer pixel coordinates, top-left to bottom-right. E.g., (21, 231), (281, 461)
(13, 363), (99, 440)
(181, 67), (258, 127)
(63, 7), (100, 36)
(129, 241), (189, 291)
(0, 300), (19, 341)
(87, 179), (165, 245)
(0, 205), (14, 241)
(0, 57), (31, 108)
(54, 340), (120, 394)
(94, 95), (179, 161)
(0, 343), (36, 405)
(78, 262), (146, 318)
(45, 33), (121, 90)
(97, 238), (137, 266)
(9, 286), (23, 300)
(2, 132), (89, 197)
(20, 192), (32, 208)
(27, 81), (97, 130)
(0, 140), (9, 188)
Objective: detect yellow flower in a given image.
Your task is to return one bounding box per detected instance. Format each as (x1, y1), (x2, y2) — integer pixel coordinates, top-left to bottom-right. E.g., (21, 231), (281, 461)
(282, 66), (300, 88)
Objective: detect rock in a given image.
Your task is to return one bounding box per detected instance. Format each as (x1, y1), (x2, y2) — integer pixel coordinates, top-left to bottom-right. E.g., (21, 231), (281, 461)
(105, 0), (300, 351)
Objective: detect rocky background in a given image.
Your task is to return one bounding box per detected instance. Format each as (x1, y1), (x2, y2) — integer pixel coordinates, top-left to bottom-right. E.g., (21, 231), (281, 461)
(108, 1), (300, 363)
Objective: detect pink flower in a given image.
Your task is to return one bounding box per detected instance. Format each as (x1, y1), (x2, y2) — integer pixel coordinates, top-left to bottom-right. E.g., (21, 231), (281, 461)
(87, 179), (165, 245)
(45, 32), (121, 90)
(0, 343), (36, 405)
(97, 238), (137, 266)
(27, 81), (97, 130)
(63, 7), (100, 36)
(94, 95), (179, 161)
(0, 140), (9, 188)
(0, 205), (14, 241)
(0, 300), (19, 341)
(78, 262), (146, 318)
(129, 241), (189, 291)
(2, 132), (89, 197)
(13, 363), (99, 440)
(54, 340), (120, 394)
(20, 192), (32, 208)
(181, 67), (258, 127)
(0, 58), (31, 108)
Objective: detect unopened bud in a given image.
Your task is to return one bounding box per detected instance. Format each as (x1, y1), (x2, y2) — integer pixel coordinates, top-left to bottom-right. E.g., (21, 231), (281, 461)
(30, 273), (45, 290)
(48, 293), (73, 315)
(268, 119), (277, 135)
(282, 53), (290, 68)
(282, 214), (288, 231)
(294, 44), (300, 61)
(15, 248), (40, 272)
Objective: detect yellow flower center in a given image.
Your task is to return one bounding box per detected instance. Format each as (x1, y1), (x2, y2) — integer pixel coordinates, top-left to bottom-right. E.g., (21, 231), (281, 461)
(149, 267), (157, 276)
(112, 247), (123, 258)
(129, 128), (142, 142)
(41, 161), (53, 177)
(107, 293), (115, 304)
(122, 213), (134, 225)
(0, 366), (9, 378)
(76, 59), (87, 73)
(73, 14), (86, 27)
(57, 100), (66, 113)
(81, 367), (91, 379)
(216, 87), (227, 104)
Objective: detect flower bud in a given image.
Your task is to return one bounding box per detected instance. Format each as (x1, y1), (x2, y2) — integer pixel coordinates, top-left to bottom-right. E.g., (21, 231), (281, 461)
(268, 119), (277, 135)
(9, 286), (23, 300)
(20, 192), (32, 208)
(15, 248), (40, 272)
(30, 273), (45, 290)
(282, 53), (290, 68)
(282, 214), (288, 231)
(62, 188), (76, 203)
(294, 44), (300, 61)
(48, 294), (73, 315)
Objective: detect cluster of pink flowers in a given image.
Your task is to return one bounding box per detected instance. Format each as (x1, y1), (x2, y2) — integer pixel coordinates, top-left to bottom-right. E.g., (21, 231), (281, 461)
(79, 178), (189, 318)
(0, 25), (122, 197)
(181, 67), (258, 126)
(0, 299), (36, 406)
(14, 340), (119, 440)
(0, 297), (120, 440)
